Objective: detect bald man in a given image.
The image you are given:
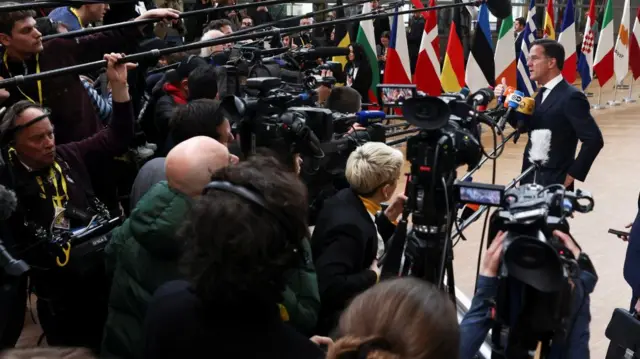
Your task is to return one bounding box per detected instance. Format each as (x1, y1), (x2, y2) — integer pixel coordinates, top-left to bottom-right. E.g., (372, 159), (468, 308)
(102, 136), (230, 359)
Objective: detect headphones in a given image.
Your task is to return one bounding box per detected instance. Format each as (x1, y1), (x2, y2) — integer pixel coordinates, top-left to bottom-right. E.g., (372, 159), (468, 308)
(202, 181), (302, 259)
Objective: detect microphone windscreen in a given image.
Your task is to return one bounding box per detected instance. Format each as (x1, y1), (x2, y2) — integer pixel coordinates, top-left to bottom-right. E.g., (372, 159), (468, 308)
(528, 129), (551, 166)
(0, 185), (17, 221)
(502, 86), (516, 108)
(517, 97), (535, 115)
(506, 91), (524, 109)
(487, 0), (513, 19)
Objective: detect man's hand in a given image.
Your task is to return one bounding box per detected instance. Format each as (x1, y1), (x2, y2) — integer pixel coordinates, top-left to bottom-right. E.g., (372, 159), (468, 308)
(384, 194), (407, 223)
(553, 230), (581, 259)
(564, 174), (575, 188)
(104, 53), (136, 102)
(494, 77), (507, 100)
(619, 223), (633, 242)
(635, 298), (640, 314)
(345, 123), (366, 135)
(136, 8), (180, 22)
(480, 231), (505, 278)
(310, 336), (334, 347)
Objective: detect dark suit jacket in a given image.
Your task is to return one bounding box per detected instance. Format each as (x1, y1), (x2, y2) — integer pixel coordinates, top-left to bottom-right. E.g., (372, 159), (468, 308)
(515, 31), (524, 59)
(311, 188), (395, 335)
(520, 80), (604, 186)
(624, 193), (640, 300)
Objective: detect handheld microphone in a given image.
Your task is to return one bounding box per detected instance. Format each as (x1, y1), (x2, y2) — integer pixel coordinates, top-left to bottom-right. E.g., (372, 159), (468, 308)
(497, 90), (524, 131)
(497, 86), (514, 107)
(513, 97), (535, 144)
(467, 88), (495, 107)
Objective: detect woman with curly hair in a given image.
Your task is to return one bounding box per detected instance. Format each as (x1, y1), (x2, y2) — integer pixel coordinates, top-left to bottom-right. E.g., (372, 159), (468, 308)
(142, 155), (324, 359)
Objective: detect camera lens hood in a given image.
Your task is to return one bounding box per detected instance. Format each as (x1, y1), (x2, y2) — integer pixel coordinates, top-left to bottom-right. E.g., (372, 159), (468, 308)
(402, 96), (451, 131)
(504, 234), (566, 293)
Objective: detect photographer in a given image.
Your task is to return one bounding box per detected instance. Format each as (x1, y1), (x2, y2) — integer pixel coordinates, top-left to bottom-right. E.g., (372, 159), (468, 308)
(0, 3), (179, 144)
(0, 53), (136, 351)
(143, 156), (324, 359)
(460, 230), (597, 359)
(312, 142), (406, 335)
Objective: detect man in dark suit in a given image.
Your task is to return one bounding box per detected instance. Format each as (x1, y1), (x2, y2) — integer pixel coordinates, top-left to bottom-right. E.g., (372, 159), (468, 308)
(515, 17), (525, 59)
(520, 39), (604, 188)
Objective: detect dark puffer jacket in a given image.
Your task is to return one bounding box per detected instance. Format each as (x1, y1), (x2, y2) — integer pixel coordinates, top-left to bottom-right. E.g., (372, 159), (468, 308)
(101, 181), (191, 359)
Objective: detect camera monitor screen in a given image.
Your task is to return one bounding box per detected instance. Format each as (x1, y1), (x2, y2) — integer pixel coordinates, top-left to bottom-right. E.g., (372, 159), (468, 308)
(454, 181), (505, 207)
(377, 84), (417, 107)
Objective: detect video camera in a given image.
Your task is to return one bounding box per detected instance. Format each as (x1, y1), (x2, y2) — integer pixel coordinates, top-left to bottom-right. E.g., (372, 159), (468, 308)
(456, 182), (595, 358)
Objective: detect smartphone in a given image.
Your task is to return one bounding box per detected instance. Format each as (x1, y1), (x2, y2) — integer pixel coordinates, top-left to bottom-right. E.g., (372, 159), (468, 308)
(608, 228), (630, 237)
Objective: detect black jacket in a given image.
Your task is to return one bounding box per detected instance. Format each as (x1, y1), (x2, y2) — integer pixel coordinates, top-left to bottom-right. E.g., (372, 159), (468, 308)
(519, 80), (603, 186)
(143, 280), (324, 359)
(311, 188), (395, 335)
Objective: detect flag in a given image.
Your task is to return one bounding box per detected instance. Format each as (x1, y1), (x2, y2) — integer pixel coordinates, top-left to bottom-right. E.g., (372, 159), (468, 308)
(578, 0), (597, 90)
(441, 3), (465, 92)
(495, 14), (517, 88)
(614, 0), (632, 84)
(412, 0), (441, 95)
(594, 0), (615, 87)
(355, 2), (380, 104)
(631, 6), (640, 80)
(543, 0), (556, 39)
(331, 0), (351, 69)
(465, 4), (495, 92)
(383, 5), (412, 85)
(558, 0), (577, 83)
(517, 0), (539, 97)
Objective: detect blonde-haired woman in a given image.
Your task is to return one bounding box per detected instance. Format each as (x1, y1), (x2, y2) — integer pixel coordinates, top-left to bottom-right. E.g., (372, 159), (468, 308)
(311, 142), (406, 335)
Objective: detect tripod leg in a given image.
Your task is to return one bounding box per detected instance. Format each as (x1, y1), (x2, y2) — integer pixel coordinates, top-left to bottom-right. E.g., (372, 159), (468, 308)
(446, 256), (456, 307)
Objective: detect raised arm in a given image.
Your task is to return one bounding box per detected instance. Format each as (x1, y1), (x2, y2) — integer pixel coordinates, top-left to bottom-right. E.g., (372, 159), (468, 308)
(55, 9), (181, 65)
(58, 53), (137, 161)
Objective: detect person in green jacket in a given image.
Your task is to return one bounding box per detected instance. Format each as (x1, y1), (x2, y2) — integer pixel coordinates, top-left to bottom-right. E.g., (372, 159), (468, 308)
(101, 137), (231, 359)
(101, 136), (321, 359)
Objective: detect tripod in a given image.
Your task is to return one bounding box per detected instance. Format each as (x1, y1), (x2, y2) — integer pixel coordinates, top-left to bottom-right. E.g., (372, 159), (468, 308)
(381, 168), (459, 305)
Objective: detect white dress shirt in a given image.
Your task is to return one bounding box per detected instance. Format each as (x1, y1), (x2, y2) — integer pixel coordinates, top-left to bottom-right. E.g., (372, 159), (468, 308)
(540, 74), (564, 103)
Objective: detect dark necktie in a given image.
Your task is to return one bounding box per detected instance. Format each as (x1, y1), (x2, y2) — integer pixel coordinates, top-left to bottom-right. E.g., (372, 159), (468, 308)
(535, 87), (547, 108)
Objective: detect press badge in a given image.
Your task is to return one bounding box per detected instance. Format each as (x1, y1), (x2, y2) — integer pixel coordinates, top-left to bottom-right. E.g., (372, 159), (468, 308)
(53, 206), (70, 230)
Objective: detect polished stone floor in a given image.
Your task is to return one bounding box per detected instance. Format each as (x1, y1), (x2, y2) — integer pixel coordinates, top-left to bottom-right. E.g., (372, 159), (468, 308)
(15, 81), (640, 358)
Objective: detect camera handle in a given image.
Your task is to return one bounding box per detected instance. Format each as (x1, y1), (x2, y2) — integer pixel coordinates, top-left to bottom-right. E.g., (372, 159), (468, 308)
(0, 239), (29, 276)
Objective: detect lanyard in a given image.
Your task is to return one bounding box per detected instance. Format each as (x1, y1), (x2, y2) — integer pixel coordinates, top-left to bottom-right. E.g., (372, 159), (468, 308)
(68, 7), (84, 29)
(35, 162), (69, 209)
(2, 51), (43, 104)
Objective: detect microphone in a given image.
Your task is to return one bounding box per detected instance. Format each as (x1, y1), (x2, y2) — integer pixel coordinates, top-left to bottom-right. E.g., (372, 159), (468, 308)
(528, 129), (552, 184)
(497, 90), (524, 131)
(497, 86), (514, 107)
(0, 185), (17, 221)
(355, 110), (386, 126)
(512, 97), (535, 144)
(467, 88), (495, 107)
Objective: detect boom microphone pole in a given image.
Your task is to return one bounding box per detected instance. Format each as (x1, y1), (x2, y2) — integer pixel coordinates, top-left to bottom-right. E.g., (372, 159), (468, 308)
(0, 0), (511, 88)
(41, 0), (292, 41)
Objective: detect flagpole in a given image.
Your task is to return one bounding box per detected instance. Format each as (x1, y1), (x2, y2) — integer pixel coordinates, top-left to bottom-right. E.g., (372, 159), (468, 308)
(592, 85), (606, 109)
(625, 78), (637, 103)
(608, 81), (621, 106)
